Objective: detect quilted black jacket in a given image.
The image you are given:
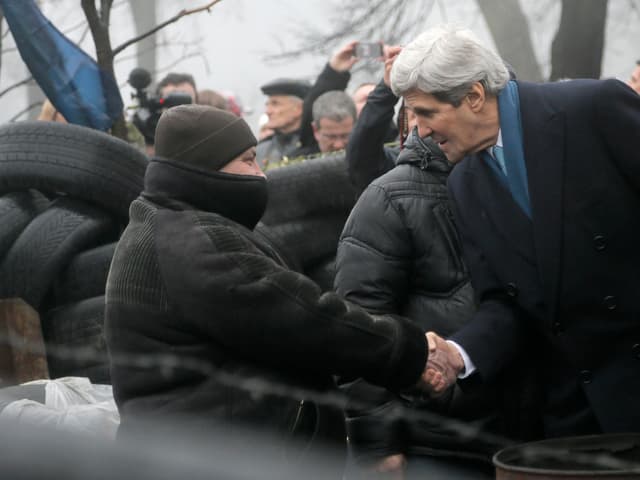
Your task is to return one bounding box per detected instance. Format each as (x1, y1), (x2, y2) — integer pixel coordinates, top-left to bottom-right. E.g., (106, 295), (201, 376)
(335, 130), (501, 465)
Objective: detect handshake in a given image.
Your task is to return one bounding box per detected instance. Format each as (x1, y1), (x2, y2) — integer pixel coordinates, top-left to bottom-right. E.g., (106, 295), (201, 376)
(418, 332), (465, 394)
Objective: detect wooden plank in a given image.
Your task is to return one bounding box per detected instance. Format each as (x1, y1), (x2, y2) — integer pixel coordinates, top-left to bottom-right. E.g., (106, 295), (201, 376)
(0, 298), (49, 386)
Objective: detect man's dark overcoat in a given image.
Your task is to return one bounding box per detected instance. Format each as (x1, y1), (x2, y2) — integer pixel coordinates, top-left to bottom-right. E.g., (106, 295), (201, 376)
(448, 79), (640, 436)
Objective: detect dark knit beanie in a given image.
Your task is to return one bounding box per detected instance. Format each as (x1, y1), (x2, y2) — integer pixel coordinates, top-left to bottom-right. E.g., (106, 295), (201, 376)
(155, 104), (257, 171)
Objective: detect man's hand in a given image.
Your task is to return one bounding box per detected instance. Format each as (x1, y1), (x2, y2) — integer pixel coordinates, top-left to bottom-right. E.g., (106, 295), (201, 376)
(329, 41), (359, 72)
(420, 332), (464, 395)
(383, 45), (402, 87)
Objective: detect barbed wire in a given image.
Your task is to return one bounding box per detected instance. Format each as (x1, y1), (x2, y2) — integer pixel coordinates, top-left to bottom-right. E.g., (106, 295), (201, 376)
(1, 331), (639, 474)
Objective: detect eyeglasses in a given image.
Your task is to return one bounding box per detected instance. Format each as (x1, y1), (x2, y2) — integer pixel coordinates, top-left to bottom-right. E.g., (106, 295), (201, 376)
(318, 132), (351, 142)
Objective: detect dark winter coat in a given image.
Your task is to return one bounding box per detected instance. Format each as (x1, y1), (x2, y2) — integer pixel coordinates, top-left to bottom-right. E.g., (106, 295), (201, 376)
(256, 129), (303, 168)
(335, 130), (502, 465)
(448, 79), (640, 436)
(345, 80), (400, 193)
(105, 156), (428, 464)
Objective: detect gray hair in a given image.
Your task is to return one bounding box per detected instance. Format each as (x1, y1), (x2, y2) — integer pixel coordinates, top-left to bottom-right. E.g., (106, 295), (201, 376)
(312, 90), (356, 126)
(391, 25), (510, 106)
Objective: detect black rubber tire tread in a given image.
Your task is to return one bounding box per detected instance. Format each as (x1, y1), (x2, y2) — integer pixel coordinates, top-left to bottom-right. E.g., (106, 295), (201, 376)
(0, 190), (50, 262)
(262, 152), (358, 225)
(0, 197), (117, 309)
(54, 242), (117, 305)
(304, 255), (336, 292)
(0, 121), (148, 219)
(265, 213), (347, 269)
(42, 296), (109, 384)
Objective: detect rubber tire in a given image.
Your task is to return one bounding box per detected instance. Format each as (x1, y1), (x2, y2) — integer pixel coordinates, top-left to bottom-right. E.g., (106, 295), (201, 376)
(262, 152), (357, 225)
(0, 197), (117, 309)
(54, 242), (117, 305)
(265, 213), (347, 269)
(0, 190), (50, 262)
(0, 121), (148, 219)
(42, 296), (110, 385)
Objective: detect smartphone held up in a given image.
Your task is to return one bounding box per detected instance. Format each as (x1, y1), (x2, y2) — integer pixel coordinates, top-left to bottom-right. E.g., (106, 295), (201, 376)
(355, 42), (383, 59)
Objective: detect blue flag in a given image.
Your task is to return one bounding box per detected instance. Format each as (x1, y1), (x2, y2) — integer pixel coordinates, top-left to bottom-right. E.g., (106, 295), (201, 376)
(0, 0), (123, 130)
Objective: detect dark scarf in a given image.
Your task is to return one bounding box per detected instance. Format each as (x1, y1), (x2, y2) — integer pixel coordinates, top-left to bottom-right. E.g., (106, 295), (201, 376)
(143, 157), (268, 230)
(496, 80), (531, 217)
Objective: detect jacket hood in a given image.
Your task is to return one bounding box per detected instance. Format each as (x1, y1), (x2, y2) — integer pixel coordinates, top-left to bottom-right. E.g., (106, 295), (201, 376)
(396, 127), (451, 174)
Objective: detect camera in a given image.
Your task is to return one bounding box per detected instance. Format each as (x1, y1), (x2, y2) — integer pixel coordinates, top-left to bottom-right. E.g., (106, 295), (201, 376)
(128, 68), (193, 145)
(355, 42), (383, 59)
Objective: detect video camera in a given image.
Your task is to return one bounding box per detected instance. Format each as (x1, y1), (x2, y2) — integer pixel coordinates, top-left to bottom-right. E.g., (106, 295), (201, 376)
(128, 68), (193, 146)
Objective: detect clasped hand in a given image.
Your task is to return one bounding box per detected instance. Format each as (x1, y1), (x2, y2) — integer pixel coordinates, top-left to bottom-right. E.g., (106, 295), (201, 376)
(417, 332), (464, 395)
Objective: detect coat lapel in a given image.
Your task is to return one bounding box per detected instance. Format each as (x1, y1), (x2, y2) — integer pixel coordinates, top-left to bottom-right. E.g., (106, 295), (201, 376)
(519, 82), (565, 321)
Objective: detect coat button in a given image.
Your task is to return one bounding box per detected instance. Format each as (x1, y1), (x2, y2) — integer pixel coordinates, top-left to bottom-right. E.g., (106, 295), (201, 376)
(633, 344), (640, 360)
(506, 283), (519, 298)
(580, 370), (592, 384)
(593, 234), (606, 251)
(603, 295), (617, 310)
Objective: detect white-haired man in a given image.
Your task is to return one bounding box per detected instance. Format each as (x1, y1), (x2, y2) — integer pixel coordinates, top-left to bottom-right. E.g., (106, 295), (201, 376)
(390, 25), (640, 439)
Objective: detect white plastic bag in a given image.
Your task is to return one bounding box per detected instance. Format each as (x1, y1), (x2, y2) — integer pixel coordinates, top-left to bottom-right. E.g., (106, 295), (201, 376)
(0, 376), (119, 439)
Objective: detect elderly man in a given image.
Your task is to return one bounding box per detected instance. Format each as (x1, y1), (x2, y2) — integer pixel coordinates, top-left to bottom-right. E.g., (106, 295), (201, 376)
(256, 78), (310, 168)
(390, 26), (640, 438)
(105, 105), (435, 477)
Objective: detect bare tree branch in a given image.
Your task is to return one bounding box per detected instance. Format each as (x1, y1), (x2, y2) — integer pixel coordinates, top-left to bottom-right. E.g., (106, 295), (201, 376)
(9, 100), (43, 122)
(81, 0), (127, 138)
(0, 75), (33, 98)
(100, 0), (113, 28)
(155, 51), (208, 76)
(81, 0), (113, 66)
(112, 0), (223, 57)
(263, 0), (432, 64)
(76, 23), (92, 46)
(114, 38), (204, 66)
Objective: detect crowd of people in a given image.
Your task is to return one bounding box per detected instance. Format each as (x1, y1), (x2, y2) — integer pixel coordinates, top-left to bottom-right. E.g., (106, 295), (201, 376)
(31, 25), (640, 479)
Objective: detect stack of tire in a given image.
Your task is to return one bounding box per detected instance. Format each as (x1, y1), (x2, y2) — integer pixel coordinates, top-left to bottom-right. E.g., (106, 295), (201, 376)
(0, 122), (148, 384)
(0, 122), (358, 386)
(260, 151), (358, 291)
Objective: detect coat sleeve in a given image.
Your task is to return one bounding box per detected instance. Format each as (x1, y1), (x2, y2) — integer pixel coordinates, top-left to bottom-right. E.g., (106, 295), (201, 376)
(447, 176), (528, 382)
(156, 213), (426, 392)
(334, 182), (412, 316)
(346, 80), (398, 192)
(593, 79), (640, 191)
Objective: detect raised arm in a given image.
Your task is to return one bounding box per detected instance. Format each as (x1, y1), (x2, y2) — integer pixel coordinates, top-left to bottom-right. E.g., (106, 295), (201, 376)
(346, 46), (403, 192)
(299, 41), (357, 148)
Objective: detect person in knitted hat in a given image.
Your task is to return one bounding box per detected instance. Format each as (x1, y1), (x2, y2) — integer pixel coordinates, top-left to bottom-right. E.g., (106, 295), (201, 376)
(105, 104), (434, 477)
